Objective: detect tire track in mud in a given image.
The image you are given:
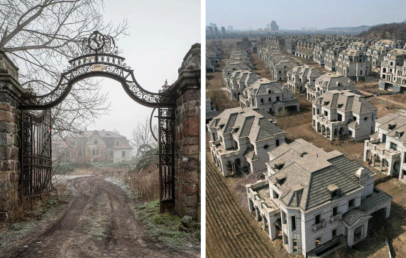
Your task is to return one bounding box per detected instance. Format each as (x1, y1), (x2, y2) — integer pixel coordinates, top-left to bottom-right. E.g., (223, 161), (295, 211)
(0, 176), (176, 258)
(206, 156), (275, 258)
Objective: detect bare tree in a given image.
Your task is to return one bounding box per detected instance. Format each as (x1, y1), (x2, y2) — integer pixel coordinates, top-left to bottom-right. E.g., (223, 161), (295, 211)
(131, 117), (157, 159)
(0, 0), (128, 139)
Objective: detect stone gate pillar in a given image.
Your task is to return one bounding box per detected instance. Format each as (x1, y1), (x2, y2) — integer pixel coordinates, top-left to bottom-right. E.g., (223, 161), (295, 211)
(168, 43), (200, 220)
(0, 50), (25, 218)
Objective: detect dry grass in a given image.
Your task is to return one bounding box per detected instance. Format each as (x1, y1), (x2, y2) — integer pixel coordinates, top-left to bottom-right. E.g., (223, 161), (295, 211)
(126, 164), (159, 202)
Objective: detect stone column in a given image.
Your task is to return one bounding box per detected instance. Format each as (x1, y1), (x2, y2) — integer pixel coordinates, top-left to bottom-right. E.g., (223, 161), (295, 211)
(171, 43), (201, 220)
(255, 207), (260, 221)
(0, 50), (25, 219)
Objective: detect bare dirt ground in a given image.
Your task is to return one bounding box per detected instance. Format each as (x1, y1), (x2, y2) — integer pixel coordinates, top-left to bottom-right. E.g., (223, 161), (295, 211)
(206, 39), (241, 113)
(0, 176), (191, 258)
(206, 152), (292, 258)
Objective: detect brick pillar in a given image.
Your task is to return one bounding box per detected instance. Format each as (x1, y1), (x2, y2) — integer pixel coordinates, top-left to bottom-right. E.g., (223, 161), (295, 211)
(169, 43), (200, 220)
(0, 50), (24, 218)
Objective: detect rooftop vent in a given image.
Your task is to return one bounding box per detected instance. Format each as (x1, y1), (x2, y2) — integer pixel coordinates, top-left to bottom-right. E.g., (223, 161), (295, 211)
(355, 167), (368, 179)
(299, 151), (307, 157)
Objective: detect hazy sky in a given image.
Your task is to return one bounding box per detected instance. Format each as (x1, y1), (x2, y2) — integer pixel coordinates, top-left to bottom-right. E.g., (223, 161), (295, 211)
(207, 0), (406, 30)
(87, 0), (200, 141)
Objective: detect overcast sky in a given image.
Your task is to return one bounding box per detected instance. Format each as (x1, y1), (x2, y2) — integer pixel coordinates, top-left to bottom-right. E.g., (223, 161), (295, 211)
(88, 0), (200, 141)
(207, 0), (406, 31)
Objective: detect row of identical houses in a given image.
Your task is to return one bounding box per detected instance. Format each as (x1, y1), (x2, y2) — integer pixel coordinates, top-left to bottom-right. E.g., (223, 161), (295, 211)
(206, 41), (223, 73)
(53, 130), (133, 164)
(207, 105), (394, 256)
(207, 35), (406, 257)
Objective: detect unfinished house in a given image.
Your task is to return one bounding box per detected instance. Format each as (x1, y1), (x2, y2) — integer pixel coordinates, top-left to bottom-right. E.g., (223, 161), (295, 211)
(324, 45), (347, 72)
(364, 109), (406, 179)
(286, 65), (321, 94)
(246, 138), (392, 257)
(225, 70), (260, 101)
(295, 40), (314, 59)
(313, 42), (333, 66)
(53, 130), (133, 164)
(206, 97), (219, 123)
(207, 107), (285, 176)
(222, 48), (253, 84)
(285, 37), (299, 54)
(306, 73), (356, 101)
(313, 90), (377, 141)
(336, 42), (371, 81)
(378, 49), (406, 93)
(239, 78), (300, 115)
(270, 57), (298, 81)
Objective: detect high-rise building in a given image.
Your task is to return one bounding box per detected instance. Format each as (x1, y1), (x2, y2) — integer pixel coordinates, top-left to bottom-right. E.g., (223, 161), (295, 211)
(208, 26), (213, 35)
(228, 25), (233, 31)
(213, 26), (219, 35)
(221, 27), (226, 34)
(270, 20), (279, 31)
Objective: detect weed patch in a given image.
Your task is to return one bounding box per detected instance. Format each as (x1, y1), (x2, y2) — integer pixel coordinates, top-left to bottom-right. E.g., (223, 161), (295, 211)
(135, 200), (200, 251)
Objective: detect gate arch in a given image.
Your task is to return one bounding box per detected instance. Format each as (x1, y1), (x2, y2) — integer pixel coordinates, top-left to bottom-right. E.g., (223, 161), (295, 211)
(18, 31), (176, 213)
(20, 31), (174, 110)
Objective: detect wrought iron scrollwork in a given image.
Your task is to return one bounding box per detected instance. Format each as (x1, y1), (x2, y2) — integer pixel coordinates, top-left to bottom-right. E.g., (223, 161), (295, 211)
(158, 107), (175, 212)
(20, 31), (175, 109)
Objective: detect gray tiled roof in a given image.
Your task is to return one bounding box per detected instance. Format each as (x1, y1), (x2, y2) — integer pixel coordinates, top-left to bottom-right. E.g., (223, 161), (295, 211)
(268, 139), (373, 211)
(315, 90), (377, 115)
(208, 107), (284, 142)
(361, 190), (393, 212)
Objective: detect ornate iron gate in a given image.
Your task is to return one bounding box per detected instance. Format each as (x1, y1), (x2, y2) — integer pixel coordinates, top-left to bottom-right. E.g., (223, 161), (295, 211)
(18, 31), (176, 211)
(19, 110), (52, 198)
(158, 108), (175, 212)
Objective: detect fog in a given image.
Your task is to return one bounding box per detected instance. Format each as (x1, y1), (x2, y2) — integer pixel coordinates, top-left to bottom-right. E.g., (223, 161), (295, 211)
(87, 0), (201, 141)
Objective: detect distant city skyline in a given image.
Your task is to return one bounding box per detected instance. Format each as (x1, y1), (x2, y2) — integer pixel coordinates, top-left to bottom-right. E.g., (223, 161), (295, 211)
(207, 0), (406, 31)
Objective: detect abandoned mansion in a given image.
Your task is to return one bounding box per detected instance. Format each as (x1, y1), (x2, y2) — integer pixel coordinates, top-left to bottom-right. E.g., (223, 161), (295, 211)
(54, 130), (133, 163)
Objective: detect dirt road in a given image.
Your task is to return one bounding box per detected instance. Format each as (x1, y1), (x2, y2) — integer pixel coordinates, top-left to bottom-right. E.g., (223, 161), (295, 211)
(1, 176), (177, 258)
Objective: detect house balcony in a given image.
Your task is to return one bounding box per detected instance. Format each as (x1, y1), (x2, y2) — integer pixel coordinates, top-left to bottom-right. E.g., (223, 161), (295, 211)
(312, 220), (326, 231)
(330, 213), (342, 223)
(366, 140), (401, 160)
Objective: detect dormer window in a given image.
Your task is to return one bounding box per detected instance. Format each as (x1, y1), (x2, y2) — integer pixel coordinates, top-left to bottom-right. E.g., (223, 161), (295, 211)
(328, 184), (340, 199)
(396, 131), (404, 138)
(275, 172), (287, 184)
(389, 124), (396, 130)
(274, 160), (285, 170)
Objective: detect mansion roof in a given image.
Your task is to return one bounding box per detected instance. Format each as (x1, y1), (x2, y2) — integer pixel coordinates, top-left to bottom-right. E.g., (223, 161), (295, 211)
(314, 90), (377, 115)
(266, 139), (375, 211)
(208, 107), (284, 141)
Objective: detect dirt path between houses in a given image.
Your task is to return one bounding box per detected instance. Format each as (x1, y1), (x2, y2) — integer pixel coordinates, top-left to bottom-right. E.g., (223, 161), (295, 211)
(0, 176), (180, 258)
